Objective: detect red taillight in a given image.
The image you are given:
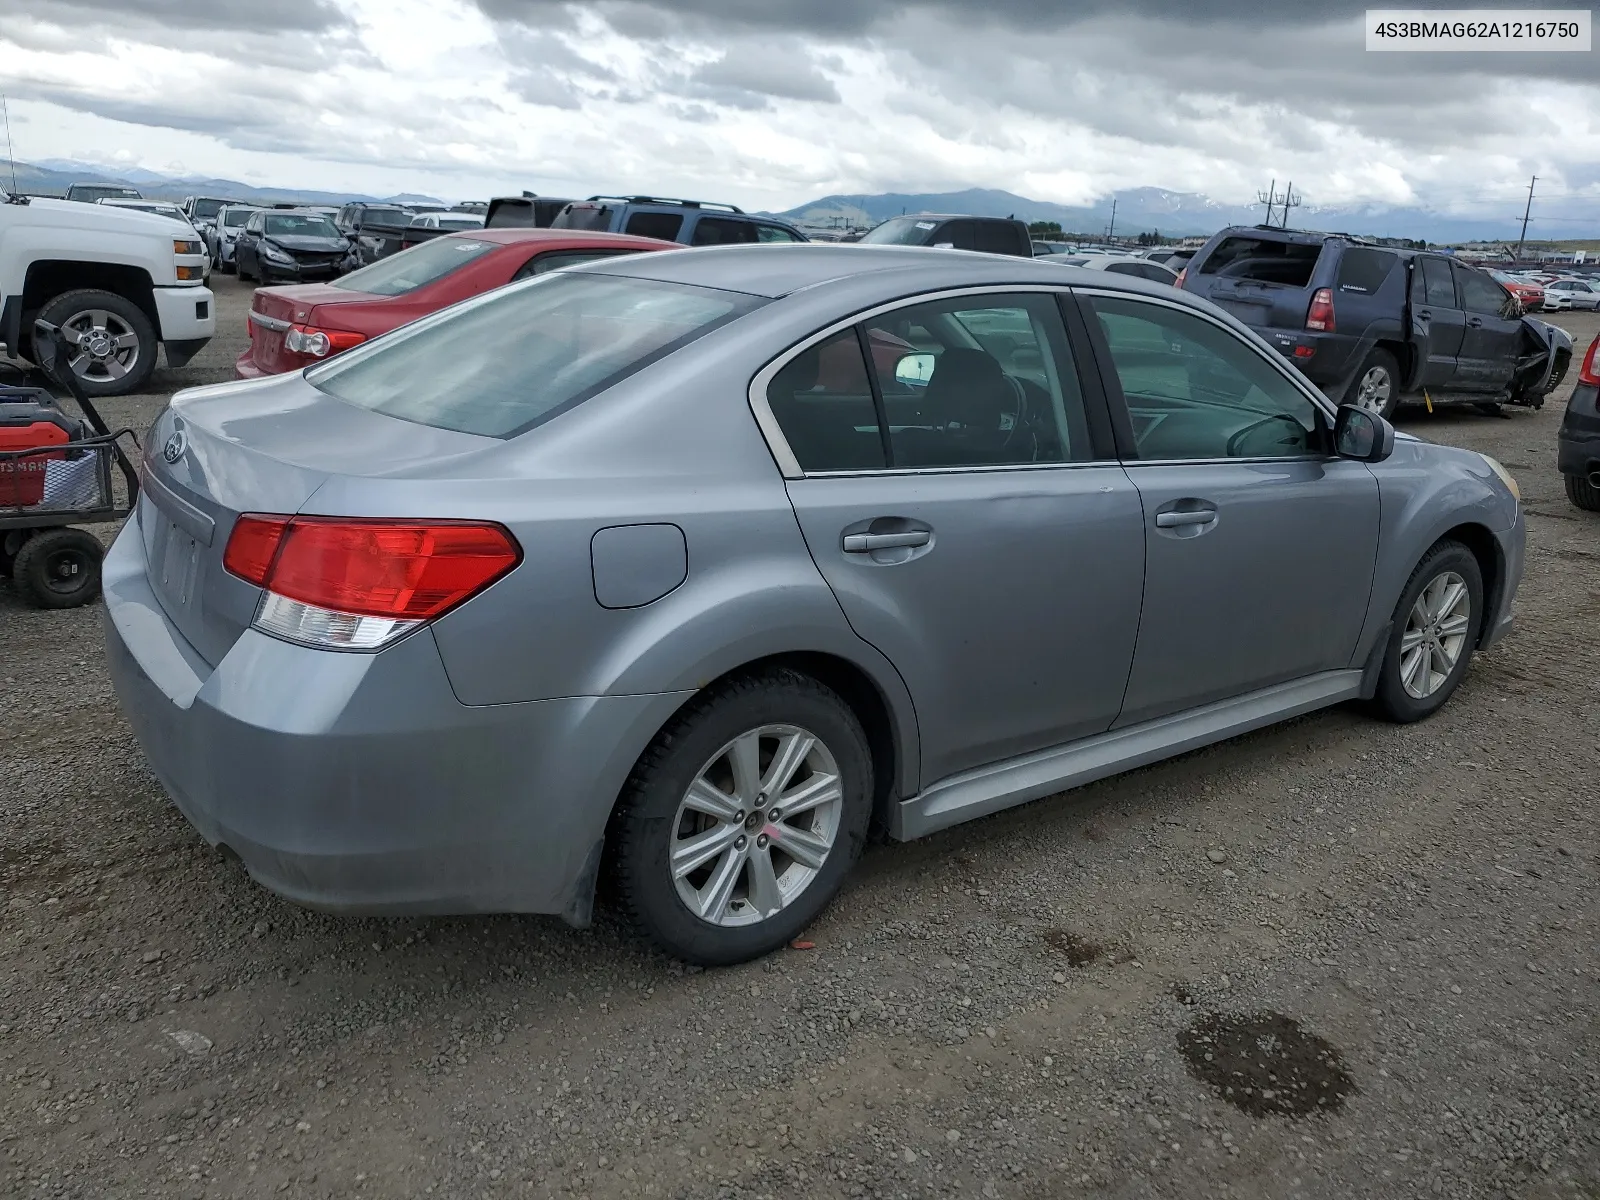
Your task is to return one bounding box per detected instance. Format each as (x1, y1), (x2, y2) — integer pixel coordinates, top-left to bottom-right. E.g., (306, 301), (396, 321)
(224, 516), (520, 646)
(284, 323), (366, 359)
(1579, 335), (1600, 387)
(1305, 287), (1335, 333)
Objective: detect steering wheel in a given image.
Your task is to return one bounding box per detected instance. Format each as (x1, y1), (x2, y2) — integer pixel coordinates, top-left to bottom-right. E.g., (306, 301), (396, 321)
(1225, 413), (1308, 457)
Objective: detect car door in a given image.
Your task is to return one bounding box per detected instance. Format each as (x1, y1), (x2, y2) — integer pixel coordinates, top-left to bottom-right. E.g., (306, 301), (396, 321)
(1410, 256), (1467, 389)
(767, 290), (1145, 784)
(1080, 291), (1380, 726)
(1452, 263), (1524, 391)
(238, 213), (263, 274)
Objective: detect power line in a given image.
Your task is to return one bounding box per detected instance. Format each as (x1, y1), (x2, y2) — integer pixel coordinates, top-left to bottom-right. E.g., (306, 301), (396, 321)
(1256, 178), (1278, 225)
(1279, 181), (1302, 228)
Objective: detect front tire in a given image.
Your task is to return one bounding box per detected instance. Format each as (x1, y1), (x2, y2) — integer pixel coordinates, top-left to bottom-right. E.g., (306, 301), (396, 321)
(1369, 540), (1483, 723)
(1345, 347), (1401, 420)
(36, 290), (158, 398)
(611, 669), (873, 966)
(1565, 473), (1600, 512)
(12, 528), (104, 609)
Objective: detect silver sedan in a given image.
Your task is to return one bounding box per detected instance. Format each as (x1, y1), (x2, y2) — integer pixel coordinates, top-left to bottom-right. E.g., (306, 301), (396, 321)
(104, 244), (1525, 964)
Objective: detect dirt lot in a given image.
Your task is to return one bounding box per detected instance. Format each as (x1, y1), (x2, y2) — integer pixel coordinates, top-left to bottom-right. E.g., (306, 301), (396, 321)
(2, 278), (1596, 1200)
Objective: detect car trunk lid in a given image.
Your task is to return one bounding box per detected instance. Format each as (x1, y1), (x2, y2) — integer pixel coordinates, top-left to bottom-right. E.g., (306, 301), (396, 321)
(138, 374), (492, 667)
(247, 285), (374, 374)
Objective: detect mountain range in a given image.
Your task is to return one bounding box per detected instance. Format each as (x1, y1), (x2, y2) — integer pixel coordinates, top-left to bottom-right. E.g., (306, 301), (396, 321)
(5, 160), (1594, 244)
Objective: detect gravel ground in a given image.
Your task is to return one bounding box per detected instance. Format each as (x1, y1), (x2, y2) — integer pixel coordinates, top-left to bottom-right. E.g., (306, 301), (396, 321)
(2, 280), (1596, 1200)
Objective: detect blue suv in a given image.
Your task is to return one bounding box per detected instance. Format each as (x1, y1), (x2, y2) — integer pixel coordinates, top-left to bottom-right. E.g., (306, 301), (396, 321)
(549, 196), (808, 246)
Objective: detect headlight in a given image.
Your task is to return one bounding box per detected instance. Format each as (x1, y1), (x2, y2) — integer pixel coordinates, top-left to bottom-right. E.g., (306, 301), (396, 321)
(261, 243), (293, 263)
(1480, 454), (1520, 503)
(173, 238), (204, 256)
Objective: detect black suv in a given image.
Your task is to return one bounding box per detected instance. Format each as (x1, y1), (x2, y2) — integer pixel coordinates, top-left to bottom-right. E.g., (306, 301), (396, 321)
(856, 214), (1033, 257)
(1558, 332), (1600, 511)
(1180, 226), (1571, 416)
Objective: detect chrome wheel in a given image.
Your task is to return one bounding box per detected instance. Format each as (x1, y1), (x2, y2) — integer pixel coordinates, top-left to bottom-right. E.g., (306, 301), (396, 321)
(1353, 365), (1392, 415)
(60, 308), (141, 385)
(1400, 570), (1470, 699)
(671, 724), (843, 928)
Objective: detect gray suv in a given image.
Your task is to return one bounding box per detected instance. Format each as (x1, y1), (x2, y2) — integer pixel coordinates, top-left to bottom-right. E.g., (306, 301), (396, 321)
(104, 246), (1525, 965)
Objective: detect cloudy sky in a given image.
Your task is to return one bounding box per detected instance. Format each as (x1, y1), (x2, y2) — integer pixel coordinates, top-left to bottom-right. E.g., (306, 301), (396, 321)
(2, 0), (1596, 218)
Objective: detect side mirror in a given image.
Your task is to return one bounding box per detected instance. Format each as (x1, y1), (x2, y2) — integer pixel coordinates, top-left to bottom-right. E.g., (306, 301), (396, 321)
(1333, 403), (1395, 463)
(893, 352), (937, 388)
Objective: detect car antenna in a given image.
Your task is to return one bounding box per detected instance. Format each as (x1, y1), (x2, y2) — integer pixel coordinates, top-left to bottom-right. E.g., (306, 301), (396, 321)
(2, 94), (23, 202)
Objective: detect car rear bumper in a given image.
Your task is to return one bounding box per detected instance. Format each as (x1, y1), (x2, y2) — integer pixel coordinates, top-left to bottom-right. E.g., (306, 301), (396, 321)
(1257, 330), (1362, 387)
(1557, 382), (1600, 478)
(233, 348), (271, 379)
(101, 519), (691, 918)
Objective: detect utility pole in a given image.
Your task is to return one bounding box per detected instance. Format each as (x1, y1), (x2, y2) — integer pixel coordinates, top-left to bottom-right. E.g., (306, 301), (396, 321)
(1279, 181), (1302, 228)
(1515, 175), (1536, 261)
(1257, 178), (1278, 225)
(1106, 197), (1118, 243)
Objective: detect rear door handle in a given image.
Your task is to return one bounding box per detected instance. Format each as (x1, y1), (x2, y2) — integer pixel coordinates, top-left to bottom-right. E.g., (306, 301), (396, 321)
(1468, 317), (1484, 328)
(1155, 510), (1217, 528)
(843, 530), (931, 552)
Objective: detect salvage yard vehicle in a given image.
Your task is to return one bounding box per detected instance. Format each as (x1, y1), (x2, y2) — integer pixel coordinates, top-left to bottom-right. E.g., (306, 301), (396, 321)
(105, 245), (1524, 965)
(235, 210), (355, 283)
(235, 228), (675, 378)
(551, 195), (809, 246)
(1544, 278), (1600, 311)
(858, 214), (1033, 257)
(1180, 227), (1572, 418)
(1039, 253), (1179, 284)
(63, 182), (141, 204)
(484, 193), (578, 229)
(0, 188), (215, 396)
(206, 204), (260, 273)
(181, 195), (244, 233)
(1557, 333), (1600, 512)
(96, 198), (197, 229)
(334, 203), (418, 265)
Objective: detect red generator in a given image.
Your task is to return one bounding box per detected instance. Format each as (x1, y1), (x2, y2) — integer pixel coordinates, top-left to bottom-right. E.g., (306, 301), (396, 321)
(0, 393), (85, 507)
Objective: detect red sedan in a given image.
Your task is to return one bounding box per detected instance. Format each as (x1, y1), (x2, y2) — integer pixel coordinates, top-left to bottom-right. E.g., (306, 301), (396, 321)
(236, 229), (676, 378)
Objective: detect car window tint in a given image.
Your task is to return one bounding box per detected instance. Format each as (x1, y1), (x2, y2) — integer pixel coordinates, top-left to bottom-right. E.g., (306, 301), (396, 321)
(1420, 258), (1457, 307)
(1090, 296), (1319, 461)
(1335, 248), (1398, 294)
(766, 330), (887, 472)
(860, 293), (1090, 468)
(755, 224), (804, 243)
(1197, 236), (1322, 286)
(1454, 265), (1511, 315)
(308, 274), (761, 439)
(624, 211), (684, 241)
(972, 222), (1021, 255)
(938, 220), (977, 250)
(691, 217), (758, 246)
(512, 249), (640, 280)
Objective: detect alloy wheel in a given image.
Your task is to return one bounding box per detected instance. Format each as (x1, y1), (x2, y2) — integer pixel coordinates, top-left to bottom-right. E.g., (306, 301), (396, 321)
(670, 724), (843, 927)
(1400, 570), (1471, 699)
(60, 308), (141, 385)
(1353, 365), (1392, 415)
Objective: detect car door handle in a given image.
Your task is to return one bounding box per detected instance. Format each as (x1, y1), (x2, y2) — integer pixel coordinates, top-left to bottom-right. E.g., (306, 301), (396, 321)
(1416, 309), (1432, 320)
(1468, 317), (1483, 328)
(843, 530), (931, 552)
(1155, 510), (1217, 528)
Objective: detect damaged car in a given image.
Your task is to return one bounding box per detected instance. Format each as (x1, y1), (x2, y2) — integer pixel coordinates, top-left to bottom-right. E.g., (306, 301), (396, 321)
(235, 209), (356, 283)
(1180, 227), (1572, 417)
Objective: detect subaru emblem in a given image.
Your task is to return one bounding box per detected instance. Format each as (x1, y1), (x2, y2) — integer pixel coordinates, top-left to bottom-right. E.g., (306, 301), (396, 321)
(162, 430), (186, 464)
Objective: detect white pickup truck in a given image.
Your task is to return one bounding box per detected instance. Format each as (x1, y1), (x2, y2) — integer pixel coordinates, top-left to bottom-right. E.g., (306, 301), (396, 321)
(0, 191), (216, 396)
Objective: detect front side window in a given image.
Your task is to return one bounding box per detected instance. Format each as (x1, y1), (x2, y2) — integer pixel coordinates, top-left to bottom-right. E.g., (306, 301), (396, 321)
(245, 214), (264, 233)
(332, 236), (497, 296)
(857, 217), (938, 246)
(1455, 265), (1514, 316)
(1090, 296), (1321, 460)
(308, 274), (760, 439)
(1420, 257), (1457, 307)
(625, 211), (685, 241)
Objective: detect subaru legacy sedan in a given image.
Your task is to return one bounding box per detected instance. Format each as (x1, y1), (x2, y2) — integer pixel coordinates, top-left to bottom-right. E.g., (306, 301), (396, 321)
(104, 245), (1525, 965)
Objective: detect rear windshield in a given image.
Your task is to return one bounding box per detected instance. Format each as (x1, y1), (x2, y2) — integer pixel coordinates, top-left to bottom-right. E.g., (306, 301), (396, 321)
(357, 207), (410, 227)
(1197, 236), (1323, 286)
(264, 214), (341, 237)
(332, 236), (498, 296)
(551, 204), (615, 232)
(858, 217), (938, 246)
(192, 199), (228, 220)
(437, 215), (484, 230)
(307, 273), (762, 438)
(222, 208), (256, 227)
(72, 186), (140, 201)
(1335, 248), (1398, 294)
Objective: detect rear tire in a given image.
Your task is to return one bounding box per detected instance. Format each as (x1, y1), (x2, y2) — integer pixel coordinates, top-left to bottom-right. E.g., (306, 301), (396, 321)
(610, 669), (873, 966)
(1565, 473), (1600, 512)
(1345, 347), (1401, 419)
(1369, 540), (1483, 724)
(12, 528), (104, 609)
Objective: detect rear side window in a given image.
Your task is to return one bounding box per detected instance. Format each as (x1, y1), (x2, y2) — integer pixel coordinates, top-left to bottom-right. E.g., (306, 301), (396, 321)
(972, 222), (1023, 255)
(766, 331), (887, 472)
(691, 217), (758, 246)
(308, 274), (761, 439)
(1197, 236), (1322, 287)
(938, 221), (977, 250)
(1420, 258), (1457, 307)
(624, 211), (684, 241)
(1335, 249), (1398, 295)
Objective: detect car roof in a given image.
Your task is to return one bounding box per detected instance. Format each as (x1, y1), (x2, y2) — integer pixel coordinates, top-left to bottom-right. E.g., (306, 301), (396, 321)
(580, 242), (1193, 300)
(440, 228), (678, 252)
(876, 214), (1017, 223)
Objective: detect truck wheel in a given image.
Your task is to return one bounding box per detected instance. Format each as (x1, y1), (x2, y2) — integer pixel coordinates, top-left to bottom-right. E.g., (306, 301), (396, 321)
(36, 290), (158, 398)
(11, 528), (104, 609)
(1566, 474), (1600, 513)
(1345, 348), (1400, 419)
